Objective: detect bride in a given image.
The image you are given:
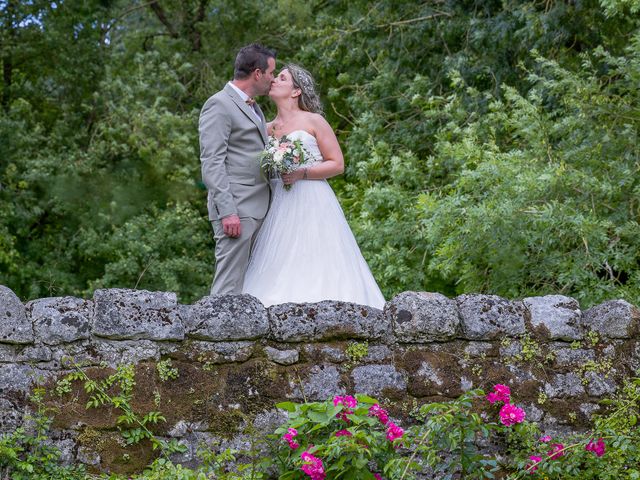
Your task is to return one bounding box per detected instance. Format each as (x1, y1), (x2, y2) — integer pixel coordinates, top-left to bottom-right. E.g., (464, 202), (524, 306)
(242, 64), (385, 309)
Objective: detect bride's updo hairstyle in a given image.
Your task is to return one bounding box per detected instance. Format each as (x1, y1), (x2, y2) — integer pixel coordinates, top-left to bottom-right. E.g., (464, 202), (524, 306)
(286, 63), (323, 115)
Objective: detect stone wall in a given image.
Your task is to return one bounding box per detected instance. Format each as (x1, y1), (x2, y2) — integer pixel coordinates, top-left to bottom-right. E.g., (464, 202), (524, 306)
(1, 284), (639, 474)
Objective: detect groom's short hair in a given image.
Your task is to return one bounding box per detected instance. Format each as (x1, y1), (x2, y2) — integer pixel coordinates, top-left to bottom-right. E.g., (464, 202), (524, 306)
(234, 43), (276, 80)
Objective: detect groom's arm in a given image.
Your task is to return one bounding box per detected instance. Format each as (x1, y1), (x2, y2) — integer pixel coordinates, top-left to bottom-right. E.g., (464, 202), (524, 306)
(199, 96), (238, 219)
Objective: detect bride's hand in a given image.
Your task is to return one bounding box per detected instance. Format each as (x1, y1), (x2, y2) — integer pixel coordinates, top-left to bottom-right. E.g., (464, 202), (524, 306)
(282, 168), (306, 185)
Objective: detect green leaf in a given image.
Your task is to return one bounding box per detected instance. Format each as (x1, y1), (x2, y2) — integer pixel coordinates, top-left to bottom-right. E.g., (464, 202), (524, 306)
(275, 402), (297, 412)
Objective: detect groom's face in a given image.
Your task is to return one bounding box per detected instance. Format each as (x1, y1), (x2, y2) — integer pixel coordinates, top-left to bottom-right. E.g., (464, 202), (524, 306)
(256, 57), (276, 96)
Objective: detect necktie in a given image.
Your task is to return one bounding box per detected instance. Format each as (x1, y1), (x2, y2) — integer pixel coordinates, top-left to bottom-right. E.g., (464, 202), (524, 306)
(246, 98), (261, 122)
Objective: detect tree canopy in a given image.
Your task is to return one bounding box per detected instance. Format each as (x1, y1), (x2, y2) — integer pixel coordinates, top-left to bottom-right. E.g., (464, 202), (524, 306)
(1, 0), (639, 307)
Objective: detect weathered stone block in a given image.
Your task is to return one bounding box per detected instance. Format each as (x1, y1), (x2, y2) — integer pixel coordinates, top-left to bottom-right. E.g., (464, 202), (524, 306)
(269, 301), (389, 342)
(522, 403), (544, 422)
(364, 345), (393, 362)
(352, 364), (407, 398)
(549, 343), (595, 367)
(92, 289), (184, 341)
(584, 371), (617, 397)
(15, 344), (53, 363)
(77, 446), (101, 466)
(0, 397), (23, 432)
(464, 341), (495, 357)
(583, 300), (640, 339)
(189, 341), (255, 364)
(290, 365), (343, 401)
(302, 344), (347, 363)
(49, 341), (100, 368)
(0, 285), (33, 344)
(524, 295), (583, 340)
(28, 297), (92, 345)
(265, 346), (299, 365)
(579, 403), (601, 420)
(91, 339), (160, 365)
(457, 294), (525, 340)
(387, 292), (459, 342)
(48, 437), (75, 465)
(544, 373), (585, 398)
(185, 295), (267, 341)
(0, 363), (35, 394)
(416, 361), (444, 388)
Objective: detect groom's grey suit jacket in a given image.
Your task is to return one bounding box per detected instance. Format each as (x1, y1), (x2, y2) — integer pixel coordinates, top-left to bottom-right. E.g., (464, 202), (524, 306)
(199, 83), (269, 221)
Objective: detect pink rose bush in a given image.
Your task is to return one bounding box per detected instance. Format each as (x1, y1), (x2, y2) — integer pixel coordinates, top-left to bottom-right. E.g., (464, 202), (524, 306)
(499, 403), (526, 426)
(585, 437), (606, 457)
(368, 403), (389, 425)
(274, 394), (407, 479)
(301, 451), (326, 480)
(333, 395), (357, 409)
(522, 435), (608, 475)
(547, 443), (565, 460)
(484, 384), (610, 475)
(486, 384), (511, 404)
(272, 386), (616, 479)
(333, 394), (357, 422)
(527, 455), (542, 473)
(486, 383), (526, 427)
(385, 421), (404, 443)
(282, 427), (300, 450)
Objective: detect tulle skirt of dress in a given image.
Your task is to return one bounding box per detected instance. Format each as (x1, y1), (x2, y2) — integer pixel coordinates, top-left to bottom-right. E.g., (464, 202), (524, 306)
(242, 178), (386, 309)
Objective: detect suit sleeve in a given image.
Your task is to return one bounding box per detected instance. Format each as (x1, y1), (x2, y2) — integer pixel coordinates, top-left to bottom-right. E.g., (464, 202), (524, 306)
(199, 97), (237, 218)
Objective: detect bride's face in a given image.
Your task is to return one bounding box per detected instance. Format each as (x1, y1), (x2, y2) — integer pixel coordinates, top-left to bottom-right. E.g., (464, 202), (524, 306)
(269, 69), (300, 100)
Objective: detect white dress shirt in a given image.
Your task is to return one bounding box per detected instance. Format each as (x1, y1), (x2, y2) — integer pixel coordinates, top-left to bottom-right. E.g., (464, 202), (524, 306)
(228, 82), (261, 121)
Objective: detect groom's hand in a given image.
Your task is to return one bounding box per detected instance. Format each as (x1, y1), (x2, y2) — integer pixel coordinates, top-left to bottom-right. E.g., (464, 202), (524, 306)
(222, 214), (241, 238)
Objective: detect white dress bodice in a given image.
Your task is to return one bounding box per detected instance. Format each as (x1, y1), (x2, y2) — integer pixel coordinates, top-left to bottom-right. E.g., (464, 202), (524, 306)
(243, 129), (386, 309)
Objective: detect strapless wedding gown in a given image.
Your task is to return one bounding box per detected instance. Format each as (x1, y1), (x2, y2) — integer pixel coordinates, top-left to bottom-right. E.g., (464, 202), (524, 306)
(242, 130), (386, 309)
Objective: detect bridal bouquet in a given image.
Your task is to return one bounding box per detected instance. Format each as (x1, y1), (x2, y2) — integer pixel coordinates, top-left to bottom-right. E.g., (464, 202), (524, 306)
(259, 135), (307, 190)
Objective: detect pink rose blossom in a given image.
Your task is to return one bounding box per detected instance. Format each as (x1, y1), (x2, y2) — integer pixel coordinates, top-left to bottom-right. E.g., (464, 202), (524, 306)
(487, 384), (511, 404)
(333, 395), (357, 409)
(386, 421), (404, 442)
(368, 404), (389, 425)
(301, 451), (326, 480)
(539, 435), (552, 443)
(527, 455), (542, 473)
(373, 474), (383, 480)
(283, 428), (299, 449)
(585, 438), (606, 457)
(334, 395), (357, 422)
(548, 443), (565, 459)
(498, 403), (526, 426)
(335, 429), (352, 437)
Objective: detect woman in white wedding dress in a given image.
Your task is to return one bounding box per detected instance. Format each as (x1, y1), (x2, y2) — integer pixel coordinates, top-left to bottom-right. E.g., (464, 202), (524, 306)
(242, 64), (385, 309)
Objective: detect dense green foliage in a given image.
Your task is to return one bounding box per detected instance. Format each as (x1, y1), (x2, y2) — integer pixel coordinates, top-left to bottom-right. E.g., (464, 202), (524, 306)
(1, 0), (639, 306)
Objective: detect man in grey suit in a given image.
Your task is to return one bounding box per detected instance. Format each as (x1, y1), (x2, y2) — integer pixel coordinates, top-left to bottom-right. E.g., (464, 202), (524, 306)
(199, 44), (276, 294)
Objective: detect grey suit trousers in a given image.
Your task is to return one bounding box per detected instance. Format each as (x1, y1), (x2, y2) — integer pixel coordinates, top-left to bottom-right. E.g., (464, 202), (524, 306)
(210, 216), (263, 295)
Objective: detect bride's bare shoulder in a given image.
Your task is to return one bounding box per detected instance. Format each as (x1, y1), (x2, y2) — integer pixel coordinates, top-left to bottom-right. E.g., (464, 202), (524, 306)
(303, 112), (330, 133)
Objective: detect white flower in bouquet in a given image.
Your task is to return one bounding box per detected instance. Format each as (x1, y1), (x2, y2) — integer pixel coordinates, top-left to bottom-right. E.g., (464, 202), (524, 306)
(259, 135), (308, 190)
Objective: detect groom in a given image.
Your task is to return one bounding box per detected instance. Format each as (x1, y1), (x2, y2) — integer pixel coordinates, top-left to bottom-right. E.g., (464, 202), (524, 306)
(199, 43), (276, 294)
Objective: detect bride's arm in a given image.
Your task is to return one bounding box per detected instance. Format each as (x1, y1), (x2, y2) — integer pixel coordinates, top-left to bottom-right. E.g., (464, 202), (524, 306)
(282, 115), (344, 184)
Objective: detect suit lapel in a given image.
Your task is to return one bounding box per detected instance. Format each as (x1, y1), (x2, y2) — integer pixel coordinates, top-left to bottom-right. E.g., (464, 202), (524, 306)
(254, 103), (268, 143)
(224, 84), (268, 144)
